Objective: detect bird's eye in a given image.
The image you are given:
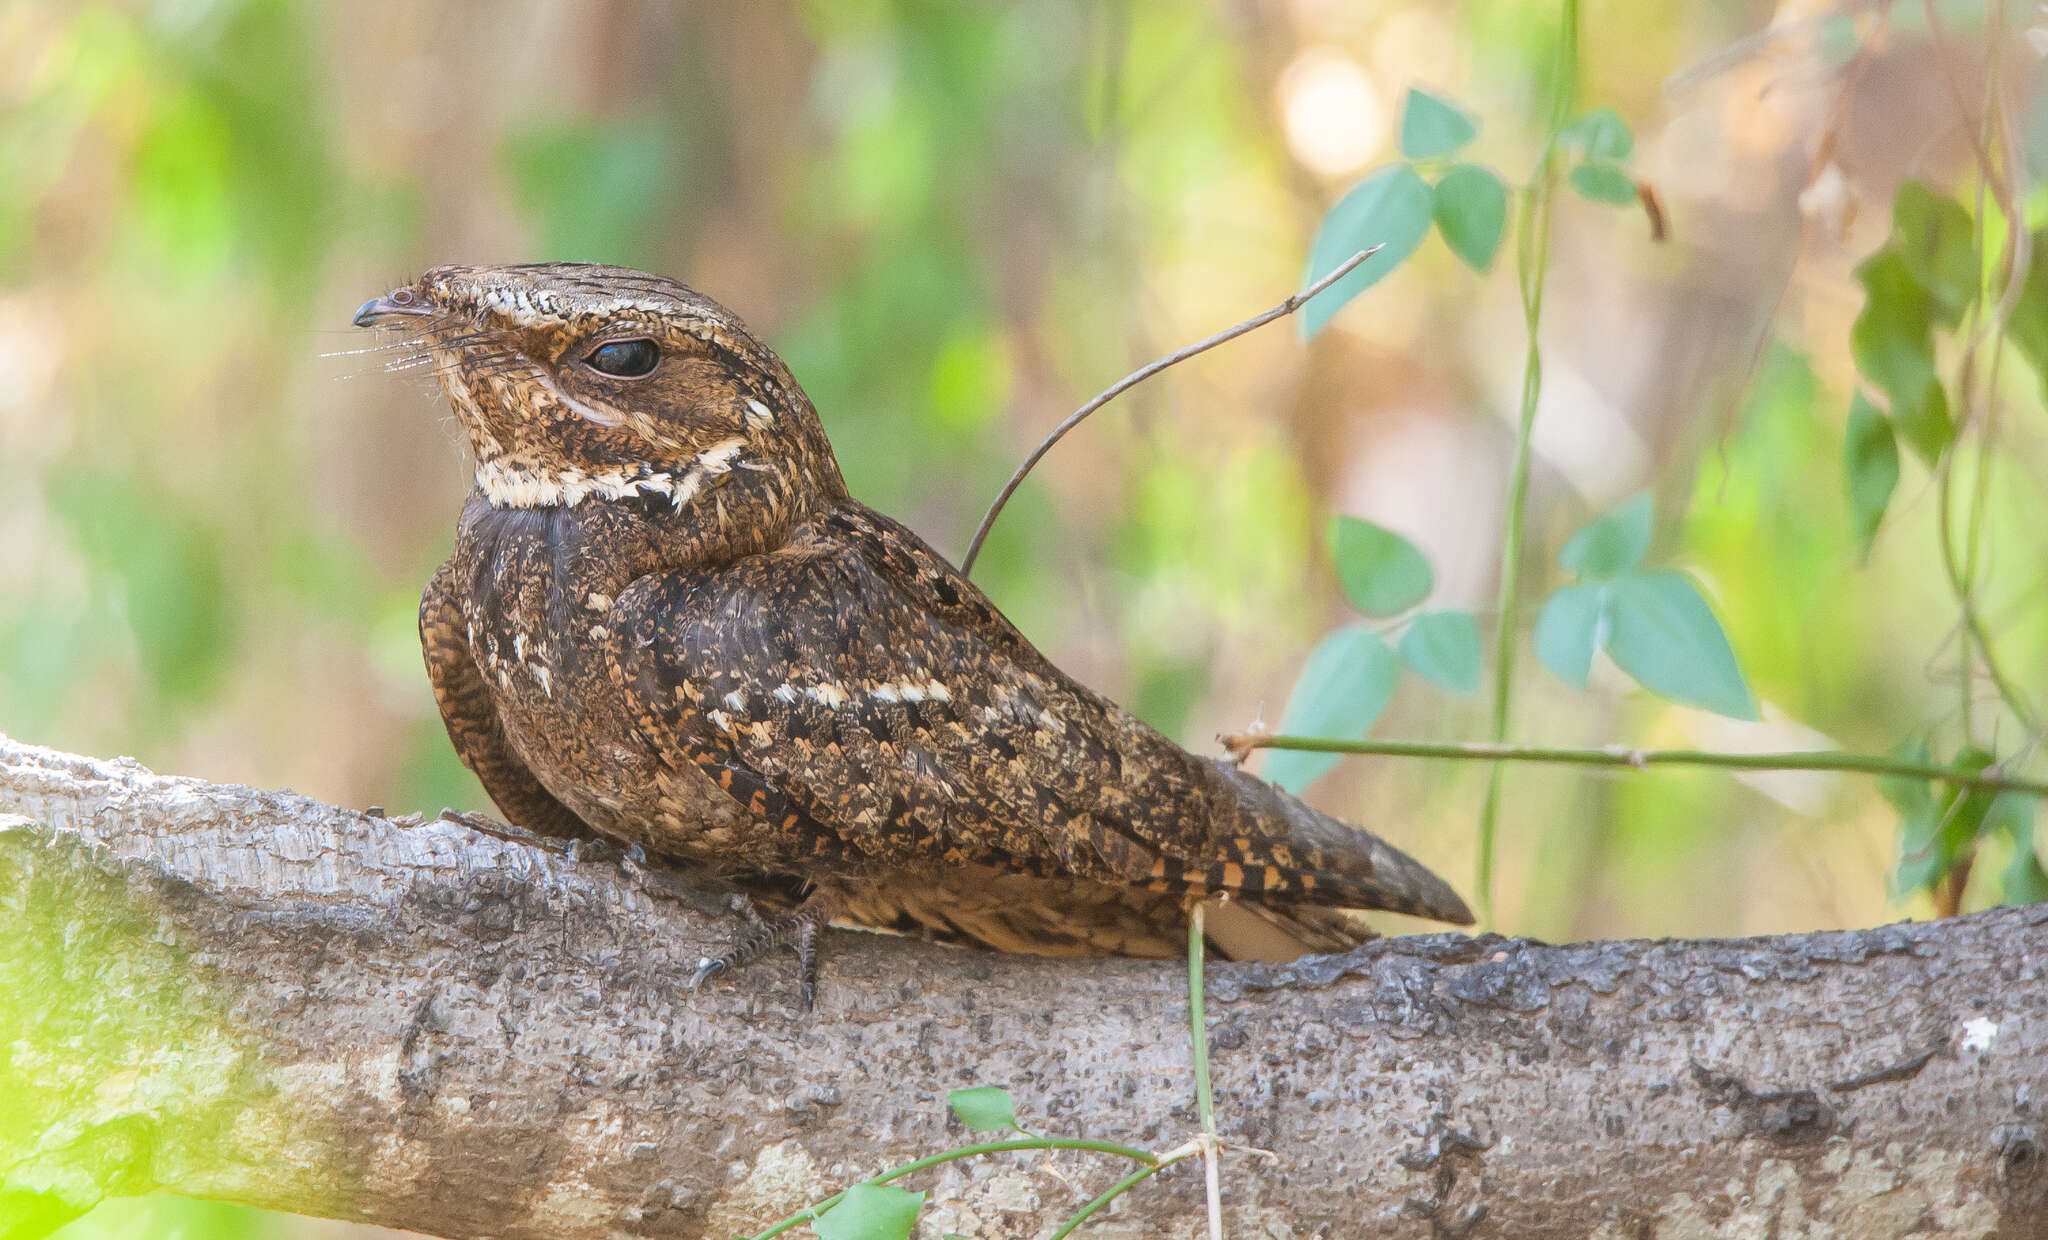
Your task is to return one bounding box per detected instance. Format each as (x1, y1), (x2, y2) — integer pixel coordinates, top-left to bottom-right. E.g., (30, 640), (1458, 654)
(584, 338), (659, 378)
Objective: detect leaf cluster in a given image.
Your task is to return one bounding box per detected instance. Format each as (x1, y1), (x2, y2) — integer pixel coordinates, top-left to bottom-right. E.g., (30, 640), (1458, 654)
(1271, 494), (1756, 795)
(1301, 90), (1642, 337)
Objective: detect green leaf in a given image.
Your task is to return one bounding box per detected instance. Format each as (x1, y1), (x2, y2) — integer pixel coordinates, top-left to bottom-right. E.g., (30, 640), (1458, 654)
(1399, 88), (1478, 159)
(1889, 181), (1977, 327)
(814, 1182), (927, 1240)
(1559, 493), (1653, 578)
(1896, 746), (2001, 898)
(1399, 610), (1480, 693)
(1851, 248), (1954, 463)
(1943, 747), (2001, 849)
(1560, 107), (1634, 162)
(1602, 572), (1757, 719)
(947, 1086), (1017, 1132)
(1301, 164), (1434, 338)
(1888, 379), (1952, 467)
(2004, 227), (2048, 390)
(1990, 793), (2048, 906)
(1876, 740), (1936, 819)
(1883, 738), (1944, 897)
(1567, 163), (1637, 205)
(1843, 391), (1899, 560)
(1263, 627), (1401, 794)
(1533, 582), (1608, 690)
(1431, 163), (1508, 271)
(1330, 515), (1432, 615)
(2002, 847), (2048, 907)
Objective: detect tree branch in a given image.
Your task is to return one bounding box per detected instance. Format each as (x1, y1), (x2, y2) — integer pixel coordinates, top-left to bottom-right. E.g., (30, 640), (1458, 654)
(3, 734), (2045, 1239)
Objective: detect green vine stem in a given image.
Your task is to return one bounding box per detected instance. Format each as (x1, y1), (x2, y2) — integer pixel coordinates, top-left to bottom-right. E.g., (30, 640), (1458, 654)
(1221, 735), (2048, 799)
(1476, 0), (1580, 924)
(1046, 1155), (1189, 1240)
(743, 1138), (1159, 1240)
(934, 909), (1225, 1240)
(1926, 0), (2042, 746)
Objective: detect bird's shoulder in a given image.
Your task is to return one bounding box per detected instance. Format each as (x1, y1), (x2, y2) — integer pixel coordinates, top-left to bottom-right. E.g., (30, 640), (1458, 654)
(809, 501), (1038, 659)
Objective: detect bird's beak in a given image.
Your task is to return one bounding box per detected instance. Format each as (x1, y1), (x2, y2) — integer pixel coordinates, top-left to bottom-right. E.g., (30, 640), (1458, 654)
(352, 290), (433, 328)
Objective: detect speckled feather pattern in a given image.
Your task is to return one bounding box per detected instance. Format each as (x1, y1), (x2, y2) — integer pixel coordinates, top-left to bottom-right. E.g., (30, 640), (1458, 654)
(386, 262), (1471, 962)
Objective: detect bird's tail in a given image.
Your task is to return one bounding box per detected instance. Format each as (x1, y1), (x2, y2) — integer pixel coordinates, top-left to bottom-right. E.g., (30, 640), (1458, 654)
(1206, 758), (1475, 925)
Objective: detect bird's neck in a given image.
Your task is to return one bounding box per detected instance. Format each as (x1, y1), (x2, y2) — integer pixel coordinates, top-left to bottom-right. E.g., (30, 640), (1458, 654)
(459, 442), (842, 592)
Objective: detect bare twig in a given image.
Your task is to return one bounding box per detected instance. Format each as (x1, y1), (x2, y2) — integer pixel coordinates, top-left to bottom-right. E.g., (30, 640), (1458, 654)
(1923, 0), (2014, 218)
(1662, 1), (1889, 98)
(959, 246), (1381, 575)
(1218, 734), (2048, 798)
(1188, 901), (1224, 1240)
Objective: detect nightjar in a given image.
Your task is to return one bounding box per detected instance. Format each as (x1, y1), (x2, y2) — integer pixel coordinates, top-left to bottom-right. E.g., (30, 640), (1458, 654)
(356, 263), (1472, 1006)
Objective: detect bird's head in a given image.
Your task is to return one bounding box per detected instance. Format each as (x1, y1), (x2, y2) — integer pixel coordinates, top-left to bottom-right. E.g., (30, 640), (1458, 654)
(354, 263), (845, 516)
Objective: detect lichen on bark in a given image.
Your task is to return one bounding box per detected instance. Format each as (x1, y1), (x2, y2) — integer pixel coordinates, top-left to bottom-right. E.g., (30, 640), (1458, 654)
(0, 812), (330, 1235)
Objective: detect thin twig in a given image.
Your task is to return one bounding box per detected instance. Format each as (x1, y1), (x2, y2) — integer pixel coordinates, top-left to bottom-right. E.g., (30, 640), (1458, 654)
(1189, 902), (1223, 1240)
(1662, 3), (1885, 97)
(1218, 735), (2048, 798)
(1923, 0), (2014, 218)
(960, 246), (1381, 575)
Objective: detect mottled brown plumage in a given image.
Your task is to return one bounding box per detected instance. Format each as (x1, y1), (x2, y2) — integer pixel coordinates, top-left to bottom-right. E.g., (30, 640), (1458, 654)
(357, 263), (1470, 1002)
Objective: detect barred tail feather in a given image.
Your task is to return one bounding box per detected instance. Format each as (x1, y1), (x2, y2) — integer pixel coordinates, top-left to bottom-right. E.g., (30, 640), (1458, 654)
(1208, 759), (1475, 924)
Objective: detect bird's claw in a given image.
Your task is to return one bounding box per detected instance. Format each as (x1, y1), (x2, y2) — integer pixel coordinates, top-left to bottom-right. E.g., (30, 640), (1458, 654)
(688, 888), (841, 1011)
(688, 956), (727, 990)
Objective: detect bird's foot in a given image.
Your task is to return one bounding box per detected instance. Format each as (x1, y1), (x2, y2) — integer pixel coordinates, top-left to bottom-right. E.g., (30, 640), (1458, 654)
(690, 887), (843, 1011)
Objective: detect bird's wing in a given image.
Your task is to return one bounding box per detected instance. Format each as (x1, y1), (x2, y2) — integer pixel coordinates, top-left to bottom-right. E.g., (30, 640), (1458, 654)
(613, 524), (1191, 882)
(612, 504), (1470, 922)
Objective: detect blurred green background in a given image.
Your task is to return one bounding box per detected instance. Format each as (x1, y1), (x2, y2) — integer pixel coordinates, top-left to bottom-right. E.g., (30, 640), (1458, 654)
(4, 0), (2045, 1235)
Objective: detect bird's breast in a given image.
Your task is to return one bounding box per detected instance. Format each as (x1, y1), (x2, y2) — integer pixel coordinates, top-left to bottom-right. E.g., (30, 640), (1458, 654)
(452, 496), (763, 864)
(454, 502), (649, 830)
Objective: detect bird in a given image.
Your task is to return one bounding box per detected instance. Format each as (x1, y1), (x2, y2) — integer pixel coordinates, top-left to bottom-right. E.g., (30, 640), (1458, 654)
(356, 262), (1473, 1006)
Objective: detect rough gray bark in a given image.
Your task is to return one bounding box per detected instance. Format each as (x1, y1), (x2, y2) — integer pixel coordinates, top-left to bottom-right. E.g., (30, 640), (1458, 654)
(2, 734), (2044, 1240)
